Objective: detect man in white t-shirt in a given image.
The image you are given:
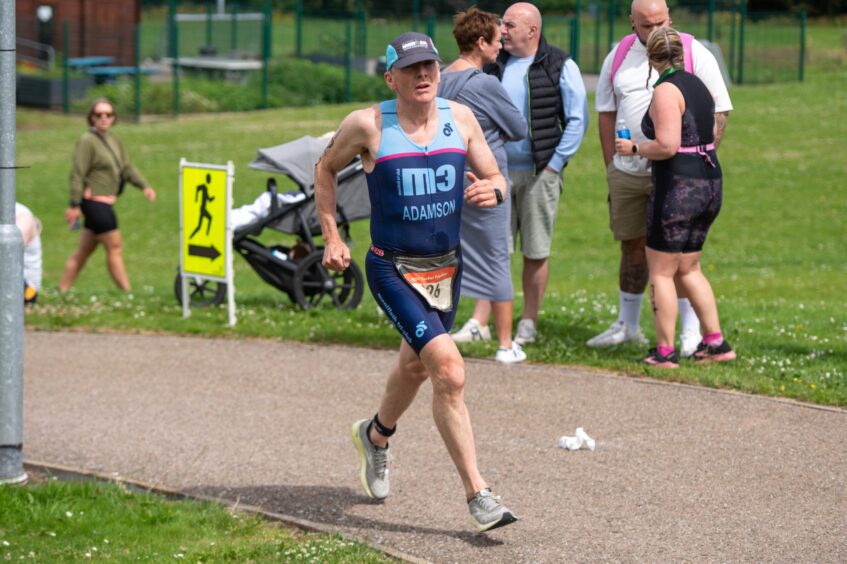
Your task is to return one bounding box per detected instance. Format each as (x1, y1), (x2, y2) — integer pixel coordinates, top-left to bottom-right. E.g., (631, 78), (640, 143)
(588, 0), (732, 356)
(15, 202), (43, 305)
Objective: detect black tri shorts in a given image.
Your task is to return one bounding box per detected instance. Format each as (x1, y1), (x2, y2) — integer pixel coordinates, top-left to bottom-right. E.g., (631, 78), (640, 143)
(81, 199), (118, 234)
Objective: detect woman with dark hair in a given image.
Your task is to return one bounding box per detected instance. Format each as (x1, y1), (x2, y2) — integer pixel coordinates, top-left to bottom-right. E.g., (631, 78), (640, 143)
(438, 6), (528, 363)
(60, 98), (156, 291)
(615, 28), (736, 368)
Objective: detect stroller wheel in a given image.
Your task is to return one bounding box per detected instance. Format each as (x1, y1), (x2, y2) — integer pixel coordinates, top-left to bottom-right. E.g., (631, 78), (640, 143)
(292, 251), (364, 310)
(174, 271), (227, 307)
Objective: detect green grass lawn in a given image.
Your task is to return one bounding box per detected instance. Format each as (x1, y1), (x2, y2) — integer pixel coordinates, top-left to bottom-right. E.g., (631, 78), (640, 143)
(15, 62), (846, 406)
(0, 472), (390, 562)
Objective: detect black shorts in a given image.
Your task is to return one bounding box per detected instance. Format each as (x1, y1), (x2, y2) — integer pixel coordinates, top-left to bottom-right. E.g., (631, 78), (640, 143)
(81, 199), (118, 234)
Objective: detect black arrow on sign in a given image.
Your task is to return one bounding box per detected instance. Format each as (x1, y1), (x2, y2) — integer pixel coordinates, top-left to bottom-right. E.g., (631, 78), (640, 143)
(188, 244), (221, 260)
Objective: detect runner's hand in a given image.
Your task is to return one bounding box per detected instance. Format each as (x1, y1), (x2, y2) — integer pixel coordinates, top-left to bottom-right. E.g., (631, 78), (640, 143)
(464, 172), (498, 208)
(64, 206), (81, 228)
(323, 239), (351, 272)
(143, 186), (157, 202)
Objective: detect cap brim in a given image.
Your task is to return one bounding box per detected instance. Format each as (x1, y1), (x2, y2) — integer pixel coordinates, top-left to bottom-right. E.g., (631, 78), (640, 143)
(391, 52), (442, 70)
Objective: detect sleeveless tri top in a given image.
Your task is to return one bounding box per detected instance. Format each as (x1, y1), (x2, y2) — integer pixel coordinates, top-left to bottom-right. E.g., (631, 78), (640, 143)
(367, 98), (467, 255)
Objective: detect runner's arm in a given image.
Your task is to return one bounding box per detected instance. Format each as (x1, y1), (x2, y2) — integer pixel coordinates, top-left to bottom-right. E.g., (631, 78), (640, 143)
(598, 111), (617, 168)
(315, 109), (373, 271)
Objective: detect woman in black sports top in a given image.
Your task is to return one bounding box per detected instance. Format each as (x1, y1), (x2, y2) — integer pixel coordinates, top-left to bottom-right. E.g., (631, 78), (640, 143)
(614, 27), (736, 368)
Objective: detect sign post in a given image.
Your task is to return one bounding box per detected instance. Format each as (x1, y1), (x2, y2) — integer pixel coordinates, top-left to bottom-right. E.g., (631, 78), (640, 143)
(179, 159), (236, 326)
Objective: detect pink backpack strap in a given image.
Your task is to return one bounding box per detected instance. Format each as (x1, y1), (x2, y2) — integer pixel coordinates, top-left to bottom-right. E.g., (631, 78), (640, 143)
(610, 32), (696, 85)
(681, 32), (695, 72)
(610, 34), (637, 85)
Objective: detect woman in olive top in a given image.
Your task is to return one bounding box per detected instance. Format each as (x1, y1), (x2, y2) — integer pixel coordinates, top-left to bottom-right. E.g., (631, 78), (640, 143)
(60, 98), (156, 291)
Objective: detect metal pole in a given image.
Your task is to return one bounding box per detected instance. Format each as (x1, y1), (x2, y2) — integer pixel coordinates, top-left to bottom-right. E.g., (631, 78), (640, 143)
(608, 0), (616, 54)
(134, 23), (141, 123)
(206, 1), (213, 49)
(799, 11), (806, 82)
(708, 0), (715, 43)
(62, 20), (69, 114)
(738, 0), (746, 85)
(173, 19), (180, 115)
(413, 0), (421, 32)
(295, 0), (302, 58)
(573, 0), (581, 65)
(0, 0), (27, 486)
(344, 21), (352, 103)
(231, 1), (238, 53)
(261, 0), (270, 109)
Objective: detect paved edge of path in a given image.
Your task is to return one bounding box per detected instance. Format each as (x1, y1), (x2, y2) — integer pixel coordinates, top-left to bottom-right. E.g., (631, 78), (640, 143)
(22, 460), (428, 564)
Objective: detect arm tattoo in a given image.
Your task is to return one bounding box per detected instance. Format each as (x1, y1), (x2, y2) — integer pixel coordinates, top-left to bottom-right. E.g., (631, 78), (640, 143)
(315, 127), (342, 169)
(714, 112), (729, 149)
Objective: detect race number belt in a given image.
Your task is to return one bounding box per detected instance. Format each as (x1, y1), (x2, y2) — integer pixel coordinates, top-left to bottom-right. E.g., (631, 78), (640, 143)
(370, 244), (459, 312)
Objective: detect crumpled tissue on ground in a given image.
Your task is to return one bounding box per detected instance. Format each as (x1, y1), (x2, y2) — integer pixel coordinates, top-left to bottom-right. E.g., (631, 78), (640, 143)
(557, 427), (595, 451)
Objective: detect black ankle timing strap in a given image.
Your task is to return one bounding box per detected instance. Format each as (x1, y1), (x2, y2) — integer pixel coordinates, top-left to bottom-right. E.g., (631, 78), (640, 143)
(371, 413), (396, 438)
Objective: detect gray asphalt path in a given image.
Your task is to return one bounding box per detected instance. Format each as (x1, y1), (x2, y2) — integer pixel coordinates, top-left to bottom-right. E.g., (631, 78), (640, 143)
(23, 331), (847, 563)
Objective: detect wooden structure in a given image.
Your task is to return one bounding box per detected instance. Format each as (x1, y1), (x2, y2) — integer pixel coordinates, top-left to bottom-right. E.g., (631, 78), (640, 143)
(16, 0), (141, 66)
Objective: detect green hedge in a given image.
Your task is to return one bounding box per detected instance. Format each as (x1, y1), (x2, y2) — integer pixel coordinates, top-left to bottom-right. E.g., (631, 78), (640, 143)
(76, 57), (392, 115)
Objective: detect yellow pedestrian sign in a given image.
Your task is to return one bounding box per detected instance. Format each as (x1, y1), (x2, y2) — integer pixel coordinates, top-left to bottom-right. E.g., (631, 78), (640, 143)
(181, 165), (228, 278)
(179, 159), (236, 326)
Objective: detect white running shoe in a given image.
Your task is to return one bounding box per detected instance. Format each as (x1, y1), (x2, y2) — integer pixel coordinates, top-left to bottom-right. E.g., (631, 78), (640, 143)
(514, 319), (536, 345)
(495, 342), (527, 364)
(586, 320), (648, 347)
(680, 330), (702, 358)
(451, 318), (491, 343)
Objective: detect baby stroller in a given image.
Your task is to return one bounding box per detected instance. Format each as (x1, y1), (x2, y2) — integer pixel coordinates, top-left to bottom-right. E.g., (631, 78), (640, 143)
(175, 135), (370, 310)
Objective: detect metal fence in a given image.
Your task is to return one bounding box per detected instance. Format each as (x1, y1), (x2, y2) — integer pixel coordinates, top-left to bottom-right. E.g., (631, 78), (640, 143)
(20, 0), (808, 116)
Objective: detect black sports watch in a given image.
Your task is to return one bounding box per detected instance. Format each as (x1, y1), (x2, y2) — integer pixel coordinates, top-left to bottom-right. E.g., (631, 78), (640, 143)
(493, 187), (504, 205)
(69, 199), (82, 207)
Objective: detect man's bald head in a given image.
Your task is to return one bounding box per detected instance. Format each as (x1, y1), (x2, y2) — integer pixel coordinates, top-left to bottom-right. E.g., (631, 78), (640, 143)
(501, 2), (542, 57)
(630, 0), (672, 45)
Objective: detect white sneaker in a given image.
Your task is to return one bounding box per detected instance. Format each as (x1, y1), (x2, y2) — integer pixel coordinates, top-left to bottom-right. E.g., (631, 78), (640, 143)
(495, 342), (527, 364)
(680, 330), (702, 358)
(451, 318), (491, 343)
(514, 319), (536, 345)
(586, 320), (648, 347)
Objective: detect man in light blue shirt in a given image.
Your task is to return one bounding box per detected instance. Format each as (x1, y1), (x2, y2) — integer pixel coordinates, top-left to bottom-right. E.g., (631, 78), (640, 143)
(485, 2), (588, 345)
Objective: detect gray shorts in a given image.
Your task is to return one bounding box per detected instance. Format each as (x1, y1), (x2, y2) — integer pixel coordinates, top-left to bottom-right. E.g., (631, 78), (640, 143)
(607, 161), (653, 241)
(509, 168), (562, 259)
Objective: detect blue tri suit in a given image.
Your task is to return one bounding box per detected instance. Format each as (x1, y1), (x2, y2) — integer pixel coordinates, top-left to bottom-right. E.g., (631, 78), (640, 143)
(365, 98), (467, 354)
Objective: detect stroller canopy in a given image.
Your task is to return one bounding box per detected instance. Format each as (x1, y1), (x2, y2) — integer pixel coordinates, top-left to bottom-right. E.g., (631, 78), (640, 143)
(249, 135), (370, 236)
(250, 136), (331, 193)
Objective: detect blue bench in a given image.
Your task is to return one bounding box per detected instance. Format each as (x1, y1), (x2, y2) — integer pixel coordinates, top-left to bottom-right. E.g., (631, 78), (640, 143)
(86, 66), (160, 84)
(67, 56), (115, 70)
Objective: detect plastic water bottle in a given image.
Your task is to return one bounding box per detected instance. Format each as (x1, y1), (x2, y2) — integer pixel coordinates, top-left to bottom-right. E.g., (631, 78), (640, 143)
(616, 118), (634, 167)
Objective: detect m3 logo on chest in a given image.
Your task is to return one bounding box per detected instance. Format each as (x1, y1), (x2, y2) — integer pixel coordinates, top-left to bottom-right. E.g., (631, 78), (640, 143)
(396, 165), (456, 196)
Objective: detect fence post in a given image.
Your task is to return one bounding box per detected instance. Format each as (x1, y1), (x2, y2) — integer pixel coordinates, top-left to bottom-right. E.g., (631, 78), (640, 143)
(62, 20), (69, 114)
(738, 0), (746, 85)
(295, 0), (302, 58)
(427, 15), (436, 42)
(799, 11), (806, 82)
(170, 0), (179, 116)
(261, 0), (271, 109)
(134, 23), (141, 122)
(608, 0), (616, 54)
(413, 0), (421, 31)
(708, 0), (715, 42)
(572, 0), (581, 64)
(357, 8), (367, 58)
(206, 0), (213, 49)
(594, 5), (601, 73)
(728, 1), (736, 82)
(231, 1), (238, 53)
(345, 20), (352, 103)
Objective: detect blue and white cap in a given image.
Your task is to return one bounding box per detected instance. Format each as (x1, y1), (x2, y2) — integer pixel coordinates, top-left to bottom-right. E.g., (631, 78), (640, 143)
(385, 32), (441, 71)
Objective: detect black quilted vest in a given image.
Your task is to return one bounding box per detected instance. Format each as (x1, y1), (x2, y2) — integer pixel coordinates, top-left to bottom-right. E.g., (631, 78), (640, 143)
(485, 36), (570, 172)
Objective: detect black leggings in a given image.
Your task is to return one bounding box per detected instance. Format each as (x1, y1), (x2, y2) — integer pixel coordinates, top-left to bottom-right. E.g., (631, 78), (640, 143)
(81, 199), (118, 234)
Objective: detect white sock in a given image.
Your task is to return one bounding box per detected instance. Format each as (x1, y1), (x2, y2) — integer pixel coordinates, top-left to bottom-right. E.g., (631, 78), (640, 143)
(678, 298), (701, 335)
(619, 291), (644, 331)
